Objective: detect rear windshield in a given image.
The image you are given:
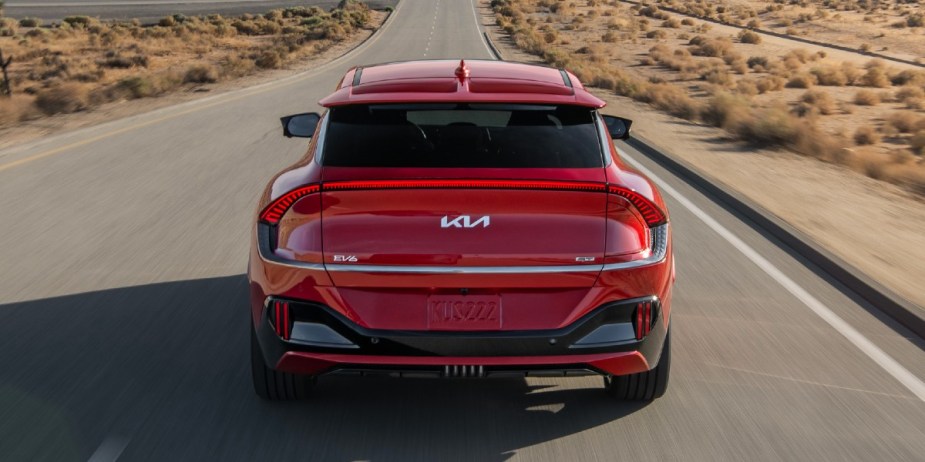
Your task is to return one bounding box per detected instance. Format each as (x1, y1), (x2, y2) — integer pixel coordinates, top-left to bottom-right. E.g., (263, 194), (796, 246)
(321, 104), (604, 168)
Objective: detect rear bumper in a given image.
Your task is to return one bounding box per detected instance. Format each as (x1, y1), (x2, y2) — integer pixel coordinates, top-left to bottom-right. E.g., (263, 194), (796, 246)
(254, 296), (668, 377)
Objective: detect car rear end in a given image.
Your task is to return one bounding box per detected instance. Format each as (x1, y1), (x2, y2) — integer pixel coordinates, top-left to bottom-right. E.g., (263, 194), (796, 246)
(249, 61), (673, 401)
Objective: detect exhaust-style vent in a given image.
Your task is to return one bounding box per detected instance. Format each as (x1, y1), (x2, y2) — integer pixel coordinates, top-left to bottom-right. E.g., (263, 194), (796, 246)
(444, 365), (485, 378)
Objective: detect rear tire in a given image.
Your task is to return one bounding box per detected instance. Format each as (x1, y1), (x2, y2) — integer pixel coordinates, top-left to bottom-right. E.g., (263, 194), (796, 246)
(251, 327), (314, 400)
(604, 329), (670, 401)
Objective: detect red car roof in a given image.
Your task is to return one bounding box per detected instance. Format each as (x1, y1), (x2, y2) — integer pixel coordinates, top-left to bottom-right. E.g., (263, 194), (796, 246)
(319, 60), (607, 108)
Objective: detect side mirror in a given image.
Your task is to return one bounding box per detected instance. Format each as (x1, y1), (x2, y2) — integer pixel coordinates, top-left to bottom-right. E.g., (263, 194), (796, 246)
(602, 115), (633, 140)
(280, 112), (321, 138)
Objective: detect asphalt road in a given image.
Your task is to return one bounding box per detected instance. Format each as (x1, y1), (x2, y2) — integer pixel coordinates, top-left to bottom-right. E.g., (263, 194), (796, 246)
(4, 0), (398, 23)
(1, 0), (924, 461)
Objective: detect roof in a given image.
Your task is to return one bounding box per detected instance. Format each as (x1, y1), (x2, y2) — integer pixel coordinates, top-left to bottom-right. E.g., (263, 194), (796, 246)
(318, 60), (607, 108)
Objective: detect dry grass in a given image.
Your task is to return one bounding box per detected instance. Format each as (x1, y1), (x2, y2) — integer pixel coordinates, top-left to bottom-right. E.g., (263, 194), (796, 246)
(853, 90), (880, 106)
(853, 126), (880, 146)
(0, 1), (374, 124)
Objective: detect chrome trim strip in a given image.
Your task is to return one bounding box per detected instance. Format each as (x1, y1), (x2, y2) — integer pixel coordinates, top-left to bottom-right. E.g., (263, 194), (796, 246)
(258, 224), (668, 274)
(325, 263), (604, 274)
(256, 224), (326, 271)
(601, 224), (669, 271)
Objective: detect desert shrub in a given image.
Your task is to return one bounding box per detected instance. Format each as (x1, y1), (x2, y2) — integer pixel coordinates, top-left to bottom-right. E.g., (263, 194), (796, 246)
(601, 31), (618, 42)
(63, 16), (93, 28)
(727, 106), (799, 147)
(895, 85), (925, 103)
(891, 69), (925, 86)
(854, 126), (880, 145)
(19, 17), (41, 27)
(888, 112), (923, 133)
(907, 14), (924, 28)
(907, 98), (925, 110)
(116, 76), (156, 99)
(681, 18), (695, 26)
(854, 90), (880, 105)
(255, 49), (284, 69)
(98, 53), (148, 69)
(232, 19), (261, 35)
(662, 18), (680, 28)
(637, 83), (701, 120)
(810, 66), (847, 86)
(690, 37), (733, 57)
(183, 65), (218, 83)
(702, 67), (734, 86)
(735, 79), (759, 96)
(738, 30), (761, 44)
(646, 29), (667, 39)
(786, 73), (816, 88)
(34, 84), (89, 114)
(911, 131), (925, 154)
(755, 76), (785, 93)
(840, 62), (862, 85)
(861, 67), (890, 87)
(702, 92), (750, 127)
(747, 56), (768, 69)
(797, 90), (837, 115)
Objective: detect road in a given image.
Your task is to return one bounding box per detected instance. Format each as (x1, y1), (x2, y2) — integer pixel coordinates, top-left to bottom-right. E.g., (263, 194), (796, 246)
(0, 0), (924, 460)
(4, 0), (398, 23)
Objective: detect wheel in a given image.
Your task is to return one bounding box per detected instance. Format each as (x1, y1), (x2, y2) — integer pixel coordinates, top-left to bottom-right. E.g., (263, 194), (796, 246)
(604, 329), (670, 401)
(251, 326), (314, 400)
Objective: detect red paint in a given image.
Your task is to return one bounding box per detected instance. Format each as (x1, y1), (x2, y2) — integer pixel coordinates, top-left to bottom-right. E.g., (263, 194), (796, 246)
(249, 59), (674, 377)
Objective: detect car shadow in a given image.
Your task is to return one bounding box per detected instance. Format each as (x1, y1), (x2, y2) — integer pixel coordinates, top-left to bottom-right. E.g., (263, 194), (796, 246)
(0, 275), (648, 462)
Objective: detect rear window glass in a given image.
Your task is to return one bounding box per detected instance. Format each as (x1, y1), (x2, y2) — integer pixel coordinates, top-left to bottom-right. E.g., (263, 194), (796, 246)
(322, 104), (604, 168)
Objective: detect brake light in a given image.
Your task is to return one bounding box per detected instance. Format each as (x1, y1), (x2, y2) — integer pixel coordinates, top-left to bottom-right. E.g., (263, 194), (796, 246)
(608, 186), (666, 227)
(259, 185), (320, 225)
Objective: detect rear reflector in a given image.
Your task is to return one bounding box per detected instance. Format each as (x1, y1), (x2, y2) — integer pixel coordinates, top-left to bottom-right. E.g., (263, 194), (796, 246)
(271, 300), (291, 340)
(634, 301), (655, 340)
(259, 180), (666, 227)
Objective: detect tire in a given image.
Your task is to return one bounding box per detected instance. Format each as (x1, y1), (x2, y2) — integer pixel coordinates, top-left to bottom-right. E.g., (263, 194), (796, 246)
(604, 329), (670, 401)
(251, 327), (314, 400)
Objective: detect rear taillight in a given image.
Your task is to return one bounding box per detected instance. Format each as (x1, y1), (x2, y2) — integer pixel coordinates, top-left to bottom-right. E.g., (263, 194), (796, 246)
(259, 184), (320, 225)
(634, 301), (655, 340)
(259, 181), (665, 229)
(608, 186), (666, 228)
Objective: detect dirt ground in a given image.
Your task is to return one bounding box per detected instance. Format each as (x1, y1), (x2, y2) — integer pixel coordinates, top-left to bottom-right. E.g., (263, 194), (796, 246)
(685, 0), (925, 64)
(479, 0), (925, 310)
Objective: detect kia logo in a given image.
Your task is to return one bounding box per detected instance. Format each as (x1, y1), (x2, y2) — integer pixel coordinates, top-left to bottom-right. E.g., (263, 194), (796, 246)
(441, 215), (490, 228)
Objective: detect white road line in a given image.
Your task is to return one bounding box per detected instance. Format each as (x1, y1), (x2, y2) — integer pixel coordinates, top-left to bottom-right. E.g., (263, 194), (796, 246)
(87, 436), (129, 462)
(471, 0), (495, 58)
(620, 148), (925, 402)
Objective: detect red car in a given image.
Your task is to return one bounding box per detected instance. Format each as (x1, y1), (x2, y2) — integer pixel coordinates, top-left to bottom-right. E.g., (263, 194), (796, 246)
(249, 59), (674, 401)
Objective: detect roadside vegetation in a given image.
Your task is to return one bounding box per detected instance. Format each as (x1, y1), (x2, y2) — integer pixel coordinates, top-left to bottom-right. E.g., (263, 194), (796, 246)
(0, 1), (375, 126)
(491, 0), (925, 195)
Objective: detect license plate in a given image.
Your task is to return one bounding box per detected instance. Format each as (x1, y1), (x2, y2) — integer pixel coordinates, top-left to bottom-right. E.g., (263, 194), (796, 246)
(427, 295), (502, 331)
